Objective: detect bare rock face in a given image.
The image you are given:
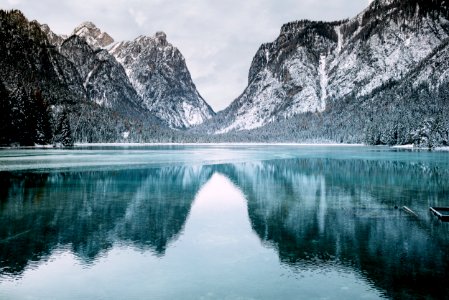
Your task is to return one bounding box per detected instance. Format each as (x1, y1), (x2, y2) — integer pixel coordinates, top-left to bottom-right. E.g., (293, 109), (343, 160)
(155, 31), (167, 46)
(110, 32), (215, 128)
(72, 21), (114, 48)
(97, 32), (114, 47)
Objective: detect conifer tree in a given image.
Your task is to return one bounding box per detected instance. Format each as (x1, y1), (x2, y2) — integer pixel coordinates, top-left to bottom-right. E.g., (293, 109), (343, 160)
(0, 83), (12, 145)
(53, 110), (73, 147)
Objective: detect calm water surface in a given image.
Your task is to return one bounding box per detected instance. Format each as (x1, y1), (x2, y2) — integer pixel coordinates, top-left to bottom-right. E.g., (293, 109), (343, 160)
(0, 145), (448, 299)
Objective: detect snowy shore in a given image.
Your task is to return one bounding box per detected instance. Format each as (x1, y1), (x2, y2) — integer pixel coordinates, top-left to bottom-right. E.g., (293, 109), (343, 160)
(74, 142), (365, 147)
(392, 144), (449, 151)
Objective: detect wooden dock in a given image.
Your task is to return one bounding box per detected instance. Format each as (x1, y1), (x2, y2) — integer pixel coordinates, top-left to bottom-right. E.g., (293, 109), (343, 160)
(429, 207), (449, 221)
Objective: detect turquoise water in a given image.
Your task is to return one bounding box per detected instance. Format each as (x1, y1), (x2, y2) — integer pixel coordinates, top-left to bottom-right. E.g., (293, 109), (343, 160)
(0, 145), (448, 299)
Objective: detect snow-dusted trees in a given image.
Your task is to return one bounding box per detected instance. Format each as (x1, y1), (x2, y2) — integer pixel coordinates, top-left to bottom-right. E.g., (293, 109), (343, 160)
(53, 110), (73, 147)
(0, 82), (12, 145)
(412, 117), (449, 149)
(33, 89), (53, 145)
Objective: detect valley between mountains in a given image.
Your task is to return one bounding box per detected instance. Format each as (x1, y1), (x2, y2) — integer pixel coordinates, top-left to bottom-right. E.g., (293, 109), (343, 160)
(1, 0), (449, 147)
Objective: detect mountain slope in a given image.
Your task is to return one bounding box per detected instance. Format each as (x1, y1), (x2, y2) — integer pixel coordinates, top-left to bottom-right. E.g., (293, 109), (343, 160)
(69, 21), (214, 129)
(215, 35), (449, 146)
(211, 0), (449, 135)
(59, 34), (155, 120)
(109, 32), (215, 128)
(0, 10), (175, 145)
(215, 21), (339, 133)
(0, 10), (87, 145)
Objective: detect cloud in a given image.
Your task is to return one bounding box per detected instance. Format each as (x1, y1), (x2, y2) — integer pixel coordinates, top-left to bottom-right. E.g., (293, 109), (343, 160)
(128, 8), (147, 27)
(0, 0), (369, 111)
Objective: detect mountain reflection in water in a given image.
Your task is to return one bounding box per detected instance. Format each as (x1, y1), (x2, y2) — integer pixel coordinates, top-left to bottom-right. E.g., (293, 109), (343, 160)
(1, 156), (449, 299)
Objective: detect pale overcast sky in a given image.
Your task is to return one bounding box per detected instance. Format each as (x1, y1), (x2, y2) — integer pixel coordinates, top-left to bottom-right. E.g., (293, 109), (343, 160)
(1, 0), (370, 111)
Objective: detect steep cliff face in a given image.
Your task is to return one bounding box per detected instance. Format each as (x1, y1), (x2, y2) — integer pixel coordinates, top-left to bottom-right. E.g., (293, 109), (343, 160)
(214, 0), (449, 134)
(326, 0), (449, 100)
(109, 32), (215, 129)
(216, 21), (339, 133)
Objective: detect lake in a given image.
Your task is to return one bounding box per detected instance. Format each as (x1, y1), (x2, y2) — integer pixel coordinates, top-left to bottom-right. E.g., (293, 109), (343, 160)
(0, 145), (448, 299)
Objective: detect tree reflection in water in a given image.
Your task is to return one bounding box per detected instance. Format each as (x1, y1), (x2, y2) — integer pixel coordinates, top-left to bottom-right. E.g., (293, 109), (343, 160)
(1, 157), (449, 299)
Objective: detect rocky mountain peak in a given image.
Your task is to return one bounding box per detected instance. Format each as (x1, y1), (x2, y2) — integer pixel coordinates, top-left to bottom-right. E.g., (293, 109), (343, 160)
(369, 0), (396, 7)
(72, 21), (114, 48)
(155, 31), (167, 46)
(40, 23), (66, 47)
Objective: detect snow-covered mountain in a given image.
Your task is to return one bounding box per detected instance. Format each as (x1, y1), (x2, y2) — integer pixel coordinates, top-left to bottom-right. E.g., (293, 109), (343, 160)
(109, 32), (214, 128)
(213, 0), (449, 134)
(44, 19), (214, 129)
(68, 21), (214, 128)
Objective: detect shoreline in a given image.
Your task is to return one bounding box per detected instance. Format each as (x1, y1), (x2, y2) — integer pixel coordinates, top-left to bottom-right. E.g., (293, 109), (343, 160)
(0, 143), (448, 151)
(0, 142), (366, 149)
(75, 142), (366, 147)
